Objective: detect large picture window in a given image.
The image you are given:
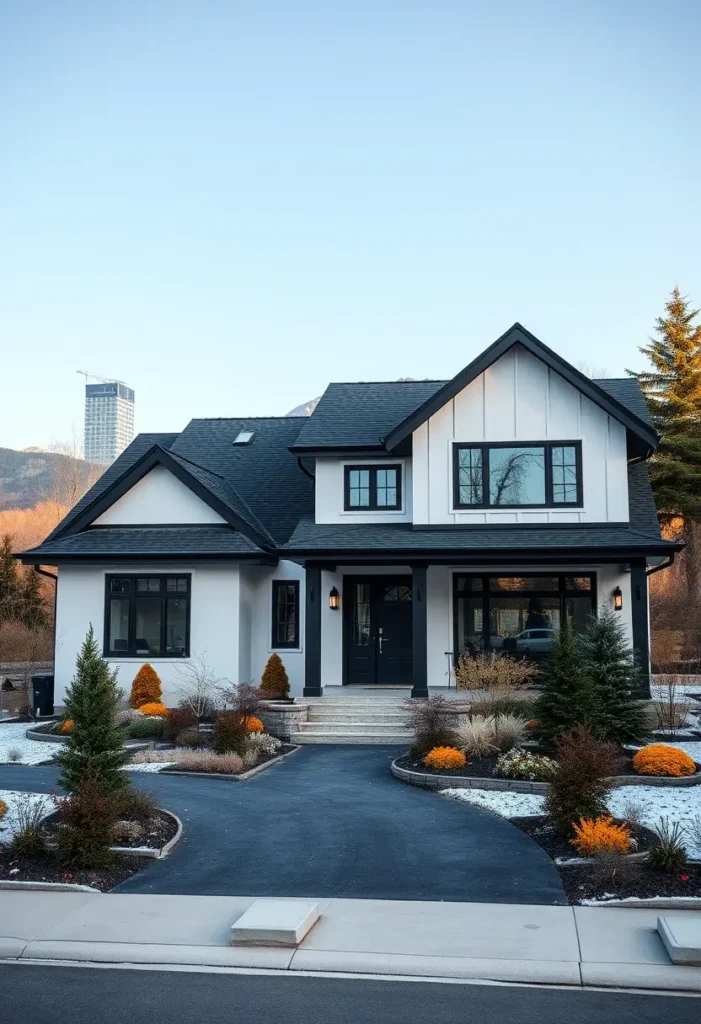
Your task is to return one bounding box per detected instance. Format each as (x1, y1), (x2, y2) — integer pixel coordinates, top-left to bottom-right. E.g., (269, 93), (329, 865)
(272, 580), (300, 649)
(453, 442), (582, 509)
(344, 464), (402, 511)
(453, 573), (596, 663)
(104, 575), (190, 658)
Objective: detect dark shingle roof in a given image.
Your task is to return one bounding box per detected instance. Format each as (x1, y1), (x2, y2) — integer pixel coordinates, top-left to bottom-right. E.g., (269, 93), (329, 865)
(20, 526), (264, 560)
(41, 433), (180, 545)
(594, 379), (653, 430)
(627, 460), (663, 536)
(170, 417), (314, 544)
(291, 381), (447, 450)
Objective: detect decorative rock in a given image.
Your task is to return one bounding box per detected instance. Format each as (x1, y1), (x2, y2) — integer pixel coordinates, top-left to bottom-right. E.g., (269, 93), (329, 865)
(231, 899), (320, 947)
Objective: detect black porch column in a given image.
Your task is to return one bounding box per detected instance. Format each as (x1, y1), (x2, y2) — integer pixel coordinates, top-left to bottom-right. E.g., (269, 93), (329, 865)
(630, 560), (651, 699)
(303, 565), (323, 697)
(411, 564), (429, 699)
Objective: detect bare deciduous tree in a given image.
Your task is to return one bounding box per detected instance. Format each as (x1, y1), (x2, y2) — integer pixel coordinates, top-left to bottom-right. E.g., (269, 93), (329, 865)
(173, 651), (223, 729)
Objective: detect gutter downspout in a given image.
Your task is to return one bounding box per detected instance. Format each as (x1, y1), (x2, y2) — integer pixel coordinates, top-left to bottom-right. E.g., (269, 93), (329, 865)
(646, 553), (675, 576)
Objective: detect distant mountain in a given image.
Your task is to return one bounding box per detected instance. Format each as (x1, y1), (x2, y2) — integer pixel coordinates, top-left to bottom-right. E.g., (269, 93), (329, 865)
(286, 397), (321, 417)
(0, 447), (102, 511)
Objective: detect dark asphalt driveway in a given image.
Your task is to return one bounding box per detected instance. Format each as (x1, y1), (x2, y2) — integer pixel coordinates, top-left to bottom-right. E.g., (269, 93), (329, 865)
(0, 746), (566, 904)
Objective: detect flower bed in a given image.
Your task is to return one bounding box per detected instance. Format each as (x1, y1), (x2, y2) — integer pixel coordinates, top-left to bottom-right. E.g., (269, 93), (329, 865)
(129, 742), (299, 778)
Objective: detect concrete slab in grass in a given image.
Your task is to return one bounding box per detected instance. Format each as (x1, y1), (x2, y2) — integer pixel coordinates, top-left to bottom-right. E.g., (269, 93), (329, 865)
(658, 915), (701, 965)
(231, 899), (320, 947)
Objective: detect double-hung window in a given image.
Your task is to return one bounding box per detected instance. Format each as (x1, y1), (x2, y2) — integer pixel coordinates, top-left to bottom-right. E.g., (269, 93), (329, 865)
(344, 464), (402, 511)
(453, 442), (582, 509)
(104, 575), (190, 658)
(271, 580), (300, 648)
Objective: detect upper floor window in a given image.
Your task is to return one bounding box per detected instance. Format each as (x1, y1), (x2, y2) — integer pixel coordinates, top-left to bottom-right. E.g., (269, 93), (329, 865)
(344, 464), (402, 511)
(453, 442), (582, 509)
(104, 574), (190, 658)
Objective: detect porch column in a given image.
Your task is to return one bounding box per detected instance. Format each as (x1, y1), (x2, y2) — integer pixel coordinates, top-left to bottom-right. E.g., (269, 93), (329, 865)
(411, 564), (429, 699)
(630, 560), (651, 699)
(303, 565), (323, 697)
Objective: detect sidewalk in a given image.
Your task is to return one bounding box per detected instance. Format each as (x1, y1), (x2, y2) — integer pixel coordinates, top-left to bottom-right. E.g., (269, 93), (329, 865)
(2, 891), (701, 992)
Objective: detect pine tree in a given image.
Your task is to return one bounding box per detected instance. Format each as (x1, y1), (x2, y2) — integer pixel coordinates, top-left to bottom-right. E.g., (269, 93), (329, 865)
(58, 625), (130, 795)
(627, 288), (701, 524)
(0, 534), (20, 625)
(580, 610), (648, 746)
(129, 664), (162, 708)
(261, 653), (290, 699)
(19, 567), (47, 628)
(534, 618), (593, 749)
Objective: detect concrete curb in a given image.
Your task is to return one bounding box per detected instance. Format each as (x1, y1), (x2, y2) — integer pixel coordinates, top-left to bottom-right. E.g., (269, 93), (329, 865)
(583, 896), (701, 910)
(158, 744), (302, 782)
(391, 757), (701, 792)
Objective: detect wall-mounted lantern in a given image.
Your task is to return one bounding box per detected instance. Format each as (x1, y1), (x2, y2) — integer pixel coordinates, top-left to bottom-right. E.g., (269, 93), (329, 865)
(329, 587), (340, 610)
(613, 586), (623, 611)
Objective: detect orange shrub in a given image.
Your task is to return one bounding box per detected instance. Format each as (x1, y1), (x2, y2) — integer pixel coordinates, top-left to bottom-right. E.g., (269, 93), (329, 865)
(60, 719), (74, 734)
(129, 664), (162, 708)
(139, 702), (168, 718)
(0, 798), (7, 820)
(424, 746), (467, 770)
(242, 715), (264, 733)
(526, 719), (539, 730)
(570, 816), (632, 856)
(632, 744), (696, 778)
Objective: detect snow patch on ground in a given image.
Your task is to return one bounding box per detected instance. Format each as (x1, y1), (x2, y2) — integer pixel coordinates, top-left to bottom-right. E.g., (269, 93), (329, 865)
(443, 788), (545, 818)
(0, 790), (55, 840)
(0, 723), (62, 765)
(124, 761), (175, 773)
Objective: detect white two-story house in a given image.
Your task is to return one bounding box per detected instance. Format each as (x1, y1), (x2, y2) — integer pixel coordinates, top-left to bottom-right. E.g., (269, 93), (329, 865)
(19, 325), (679, 705)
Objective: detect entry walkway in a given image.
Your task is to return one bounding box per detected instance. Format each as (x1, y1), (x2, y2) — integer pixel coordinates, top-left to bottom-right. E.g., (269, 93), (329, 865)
(0, 747), (565, 904)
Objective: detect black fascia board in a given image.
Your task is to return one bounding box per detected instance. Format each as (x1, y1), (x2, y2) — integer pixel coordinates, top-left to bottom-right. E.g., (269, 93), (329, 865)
(55, 444), (274, 552)
(281, 541), (680, 561)
(16, 552), (279, 566)
(382, 323), (659, 453)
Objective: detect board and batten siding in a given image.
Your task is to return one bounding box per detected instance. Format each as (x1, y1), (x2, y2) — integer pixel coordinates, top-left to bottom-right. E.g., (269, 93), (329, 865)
(412, 345), (629, 525)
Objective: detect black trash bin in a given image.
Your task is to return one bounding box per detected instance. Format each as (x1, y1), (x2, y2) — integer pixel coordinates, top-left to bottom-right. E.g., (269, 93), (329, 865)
(32, 673), (55, 717)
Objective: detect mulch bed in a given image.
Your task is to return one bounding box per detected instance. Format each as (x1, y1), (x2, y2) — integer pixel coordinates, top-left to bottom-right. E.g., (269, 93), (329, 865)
(0, 809), (177, 892)
(396, 750), (699, 781)
(510, 815), (701, 903)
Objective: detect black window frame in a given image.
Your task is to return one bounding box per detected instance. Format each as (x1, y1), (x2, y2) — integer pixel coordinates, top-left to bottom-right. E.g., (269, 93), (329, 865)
(452, 572), (597, 663)
(103, 574), (191, 659)
(343, 463), (403, 512)
(271, 579), (300, 649)
(452, 441), (583, 509)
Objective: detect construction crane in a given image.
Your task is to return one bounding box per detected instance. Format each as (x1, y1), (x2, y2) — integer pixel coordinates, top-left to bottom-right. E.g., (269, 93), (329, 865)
(76, 370), (129, 387)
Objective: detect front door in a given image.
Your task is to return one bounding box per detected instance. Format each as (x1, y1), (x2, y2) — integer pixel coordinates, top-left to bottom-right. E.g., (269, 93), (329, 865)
(344, 576), (413, 685)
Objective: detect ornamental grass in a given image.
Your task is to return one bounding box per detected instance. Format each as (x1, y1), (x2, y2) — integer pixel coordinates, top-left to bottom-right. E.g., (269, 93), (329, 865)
(139, 701), (169, 718)
(570, 816), (632, 857)
(423, 746), (467, 771)
(632, 744), (696, 777)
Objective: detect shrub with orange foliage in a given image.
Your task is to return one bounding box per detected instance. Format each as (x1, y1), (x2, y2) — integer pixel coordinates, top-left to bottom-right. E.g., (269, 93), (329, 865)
(423, 746), (467, 771)
(570, 816), (632, 856)
(632, 744), (696, 777)
(242, 715), (263, 733)
(139, 702), (168, 718)
(60, 719), (74, 734)
(129, 664), (162, 708)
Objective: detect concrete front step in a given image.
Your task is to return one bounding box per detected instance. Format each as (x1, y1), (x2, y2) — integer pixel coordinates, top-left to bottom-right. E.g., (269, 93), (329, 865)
(290, 730), (412, 745)
(308, 710), (409, 723)
(297, 721), (410, 734)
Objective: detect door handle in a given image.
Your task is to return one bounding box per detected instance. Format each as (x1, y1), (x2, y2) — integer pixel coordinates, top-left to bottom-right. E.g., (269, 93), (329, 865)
(378, 636), (385, 654)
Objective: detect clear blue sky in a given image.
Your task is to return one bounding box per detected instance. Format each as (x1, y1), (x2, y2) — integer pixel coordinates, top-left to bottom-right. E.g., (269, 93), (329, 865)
(1, 1), (699, 452)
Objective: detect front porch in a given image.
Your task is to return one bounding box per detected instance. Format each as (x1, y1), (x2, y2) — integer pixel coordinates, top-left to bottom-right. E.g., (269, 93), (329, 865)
(302, 560), (652, 700)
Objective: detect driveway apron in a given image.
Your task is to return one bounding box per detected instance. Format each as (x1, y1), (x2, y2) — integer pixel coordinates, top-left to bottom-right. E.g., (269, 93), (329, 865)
(0, 747), (566, 904)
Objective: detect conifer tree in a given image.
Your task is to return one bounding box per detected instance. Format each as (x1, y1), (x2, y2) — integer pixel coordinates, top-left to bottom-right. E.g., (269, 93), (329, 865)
(19, 566), (46, 628)
(628, 289), (701, 518)
(58, 626), (129, 794)
(580, 610), (648, 746)
(261, 653), (290, 699)
(534, 618), (593, 748)
(0, 534), (20, 624)
(129, 664), (162, 708)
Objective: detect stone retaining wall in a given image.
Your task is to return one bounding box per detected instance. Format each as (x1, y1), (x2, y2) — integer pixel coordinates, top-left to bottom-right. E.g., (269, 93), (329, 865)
(259, 703), (309, 740)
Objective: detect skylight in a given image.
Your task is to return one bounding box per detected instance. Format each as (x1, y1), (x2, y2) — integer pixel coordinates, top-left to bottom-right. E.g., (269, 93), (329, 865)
(233, 430), (254, 446)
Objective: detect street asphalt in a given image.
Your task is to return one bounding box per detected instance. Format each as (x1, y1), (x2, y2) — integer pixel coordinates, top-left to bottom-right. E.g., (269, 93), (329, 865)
(2, 964), (700, 1024)
(0, 745), (566, 903)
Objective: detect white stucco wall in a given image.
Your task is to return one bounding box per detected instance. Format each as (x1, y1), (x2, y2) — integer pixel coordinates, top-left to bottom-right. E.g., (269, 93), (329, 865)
(94, 466), (226, 525)
(412, 345), (629, 525)
(315, 458), (412, 524)
(54, 562), (240, 706)
(245, 560), (306, 694)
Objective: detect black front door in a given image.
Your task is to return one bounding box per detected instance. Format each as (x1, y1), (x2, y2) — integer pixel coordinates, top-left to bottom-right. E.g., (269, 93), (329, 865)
(344, 576), (413, 685)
